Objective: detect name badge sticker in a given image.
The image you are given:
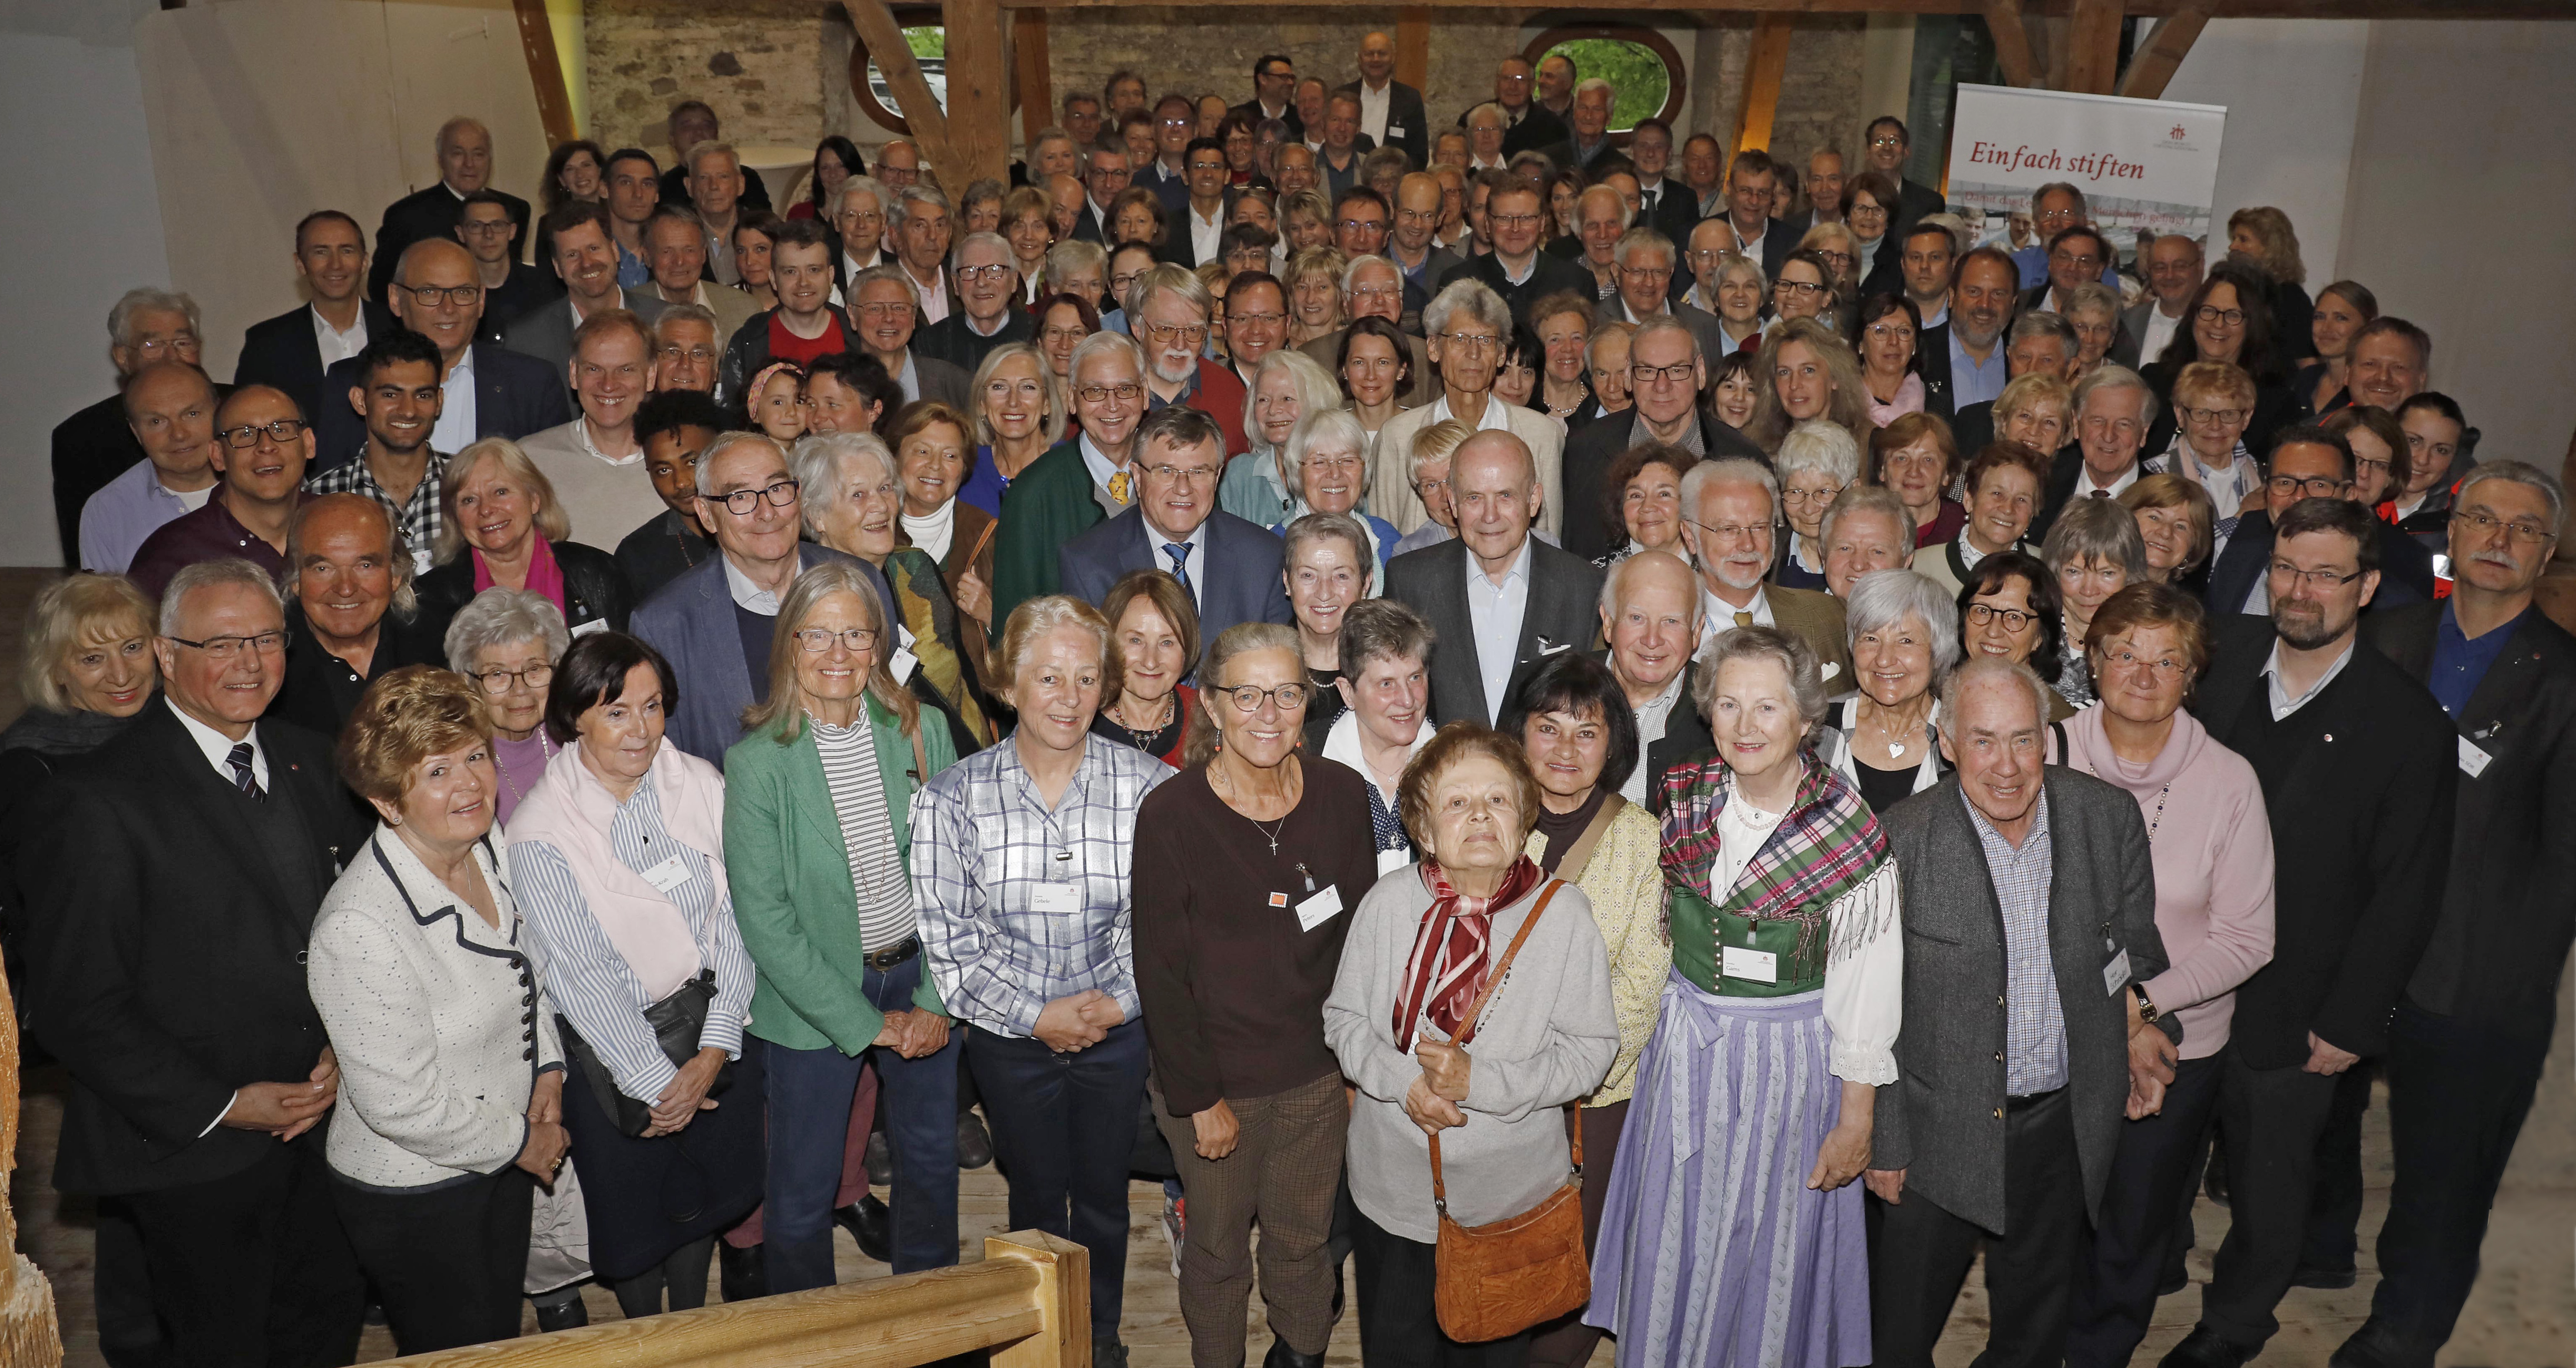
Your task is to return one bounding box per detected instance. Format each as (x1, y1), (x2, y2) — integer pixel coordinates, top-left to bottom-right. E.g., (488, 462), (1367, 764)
(2458, 734), (2493, 779)
(640, 854), (692, 893)
(1030, 881), (1080, 914)
(1296, 885), (1345, 931)
(2102, 947), (2133, 996)
(1721, 945), (1778, 983)
(890, 645), (921, 684)
(1376, 848), (1414, 876)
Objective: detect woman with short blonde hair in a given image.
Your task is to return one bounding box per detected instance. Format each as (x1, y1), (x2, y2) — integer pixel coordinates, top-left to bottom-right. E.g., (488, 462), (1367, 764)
(416, 438), (629, 645)
(1284, 247), (1350, 347)
(965, 342), (1067, 510)
(1, 574), (157, 886)
(2122, 473), (2218, 585)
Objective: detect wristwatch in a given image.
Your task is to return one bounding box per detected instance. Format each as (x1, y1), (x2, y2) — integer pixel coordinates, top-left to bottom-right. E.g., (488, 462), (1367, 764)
(2129, 981), (2160, 1024)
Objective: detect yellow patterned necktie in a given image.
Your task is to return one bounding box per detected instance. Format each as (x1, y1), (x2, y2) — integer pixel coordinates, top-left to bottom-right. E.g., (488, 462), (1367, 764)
(1109, 470), (1133, 505)
(1734, 611), (1754, 628)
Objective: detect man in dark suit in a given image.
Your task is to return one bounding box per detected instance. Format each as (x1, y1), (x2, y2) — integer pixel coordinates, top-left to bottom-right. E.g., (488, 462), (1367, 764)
(1532, 78), (1619, 179)
(2169, 497), (2457, 1368)
(1058, 406), (1289, 653)
(1230, 54), (1303, 143)
(1481, 56), (1567, 160)
(2114, 232), (2204, 370)
(2338, 462), (2576, 1368)
(919, 233), (1039, 375)
(2028, 358), (2149, 542)
(1861, 115), (1947, 246)
(654, 100), (772, 215)
(847, 264), (973, 410)
(235, 211), (397, 426)
(1436, 175), (1593, 330)
(1624, 119), (1699, 249)
(1559, 317), (1761, 562)
(314, 238), (569, 473)
(1383, 430), (1604, 727)
(1869, 656), (2175, 1368)
(1338, 32), (1429, 169)
(1709, 149), (1804, 281)
(1676, 458), (1852, 687)
(630, 431), (886, 766)
(53, 288), (204, 568)
(1596, 549), (1707, 803)
(503, 203), (670, 381)
(367, 115), (530, 304)
(1067, 145), (1132, 246)
(23, 557), (371, 1365)
(2203, 427), (2436, 620)
(456, 190), (562, 343)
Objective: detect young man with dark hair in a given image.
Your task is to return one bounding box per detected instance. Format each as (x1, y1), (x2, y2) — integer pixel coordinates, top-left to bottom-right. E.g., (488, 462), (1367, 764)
(305, 329), (450, 574)
(617, 387), (728, 598)
(236, 210), (396, 423)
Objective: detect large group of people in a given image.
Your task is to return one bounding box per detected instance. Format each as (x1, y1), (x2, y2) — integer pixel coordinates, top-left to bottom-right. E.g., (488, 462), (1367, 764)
(19, 33), (2570, 1368)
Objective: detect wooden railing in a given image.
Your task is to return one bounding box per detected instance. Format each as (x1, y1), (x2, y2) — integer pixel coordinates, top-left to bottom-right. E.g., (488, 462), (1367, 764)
(377, 1231), (1088, 1368)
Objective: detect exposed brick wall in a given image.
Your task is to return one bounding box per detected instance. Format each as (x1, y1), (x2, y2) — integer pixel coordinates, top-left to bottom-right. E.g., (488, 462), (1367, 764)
(584, 0), (830, 157)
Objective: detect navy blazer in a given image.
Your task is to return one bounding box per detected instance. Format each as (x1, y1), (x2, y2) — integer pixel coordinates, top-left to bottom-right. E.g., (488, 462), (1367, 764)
(2203, 507), (2437, 621)
(1383, 535), (1605, 728)
(628, 545), (890, 767)
(369, 183), (530, 303)
(233, 301), (399, 427)
(1058, 508), (1292, 662)
(1915, 322), (1957, 421)
(310, 342), (571, 474)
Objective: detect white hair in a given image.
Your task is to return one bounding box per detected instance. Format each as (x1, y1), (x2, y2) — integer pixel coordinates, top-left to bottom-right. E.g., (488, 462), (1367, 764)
(1845, 569), (1962, 672)
(1936, 655), (2053, 742)
(1680, 456), (1779, 523)
(159, 557), (284, 637)
(790, 431), (895, 539)
(1774, 419), (1861, 486)
(109, 288), (201, 350)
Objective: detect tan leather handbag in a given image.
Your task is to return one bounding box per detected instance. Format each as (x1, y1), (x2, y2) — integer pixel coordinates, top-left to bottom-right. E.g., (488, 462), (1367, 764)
(1427, 880), (1590, 1343)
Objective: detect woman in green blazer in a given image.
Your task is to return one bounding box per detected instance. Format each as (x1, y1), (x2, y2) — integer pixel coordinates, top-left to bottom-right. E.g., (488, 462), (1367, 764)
(724, 562), (961, 1291)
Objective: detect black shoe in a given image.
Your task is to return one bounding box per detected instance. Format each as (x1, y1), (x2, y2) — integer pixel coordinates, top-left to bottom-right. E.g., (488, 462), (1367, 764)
(2156, 1269), (2190, 1297)
(838, 1192), (893, 1262)
(2203, 1158), (2231, 1208)
(363, 1302), (387, 1327)
(957, 1109), (995, 1170)
(1264, 1339), (1325, 1368)
(2161, 1325), (2258, 1368)
(866, 1130), (894, 1186)
(2329, 1318), (2425, 1368)
(2291, 1262), (2358, 1290)
(718, 1241), (766, 1301)
(1092, 1340), (1129, 1368)
(533, 1291), (590, 1332)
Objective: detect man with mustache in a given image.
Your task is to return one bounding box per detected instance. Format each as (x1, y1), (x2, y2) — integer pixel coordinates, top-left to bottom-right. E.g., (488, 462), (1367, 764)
(2168, 495), (2455, 1368)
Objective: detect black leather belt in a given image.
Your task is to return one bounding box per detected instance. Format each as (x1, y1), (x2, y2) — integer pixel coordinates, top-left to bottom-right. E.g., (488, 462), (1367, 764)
(864, 935), (922, 971)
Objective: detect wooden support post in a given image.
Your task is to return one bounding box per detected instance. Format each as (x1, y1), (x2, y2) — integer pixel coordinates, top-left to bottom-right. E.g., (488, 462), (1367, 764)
(2061, 0), (2127, 95)
(840, 0), (959, 173)
(1982, 0), (2040, 88)
(1396, 8), (1431, 91)
(1733, 15), (1794, 155)
(511, 0), (577, 144)
(2117, 5), (2208, 99)
(943, 0), (1012, 185)
(985, 1232), (1090, 1368)
(1013, 9), (1054, 146)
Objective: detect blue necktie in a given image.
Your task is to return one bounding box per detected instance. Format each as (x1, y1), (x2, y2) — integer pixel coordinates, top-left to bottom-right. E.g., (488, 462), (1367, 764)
(227, 741), (264, 801)
(1162, 542), (1193, 595)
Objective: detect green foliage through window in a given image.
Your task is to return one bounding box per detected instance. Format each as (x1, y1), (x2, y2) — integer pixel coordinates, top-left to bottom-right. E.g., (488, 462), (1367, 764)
(1538, 38), (1670, 132)
(868, 25), (950, 116)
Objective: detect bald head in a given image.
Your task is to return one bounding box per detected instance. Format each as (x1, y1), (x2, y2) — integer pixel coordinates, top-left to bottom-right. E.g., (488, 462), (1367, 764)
(1601, 549), (1700, 697)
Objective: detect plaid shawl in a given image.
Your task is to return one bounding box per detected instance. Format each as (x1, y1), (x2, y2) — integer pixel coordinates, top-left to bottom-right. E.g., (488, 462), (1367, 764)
(1658, 753), (1889, 970)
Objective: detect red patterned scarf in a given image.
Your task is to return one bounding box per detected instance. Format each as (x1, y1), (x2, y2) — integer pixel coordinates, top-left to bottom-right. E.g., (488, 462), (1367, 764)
(1393, 855), (1543, 1051)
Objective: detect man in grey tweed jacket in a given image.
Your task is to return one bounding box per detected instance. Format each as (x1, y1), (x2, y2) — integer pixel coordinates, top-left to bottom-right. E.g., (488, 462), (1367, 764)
(1864, 658), (2181, 1368)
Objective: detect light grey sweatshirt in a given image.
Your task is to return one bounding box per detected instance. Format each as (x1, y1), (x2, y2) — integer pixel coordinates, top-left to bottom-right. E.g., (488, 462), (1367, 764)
(1323, 870), (1618, 1242)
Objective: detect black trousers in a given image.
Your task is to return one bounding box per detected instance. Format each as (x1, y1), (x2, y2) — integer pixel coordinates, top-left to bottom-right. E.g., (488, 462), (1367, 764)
(2365, 1002), (2554, 1363)
(332, 1167), (535, 1354)
(2302, 1061), (2374, 1272)
(119, 1137), (365, 1368)
(2065, 1054), (2225, 1367)
(966, 1018), (1150, 1340)
(1867, 1086), (2085, 1368)
(1349, 1205), (1530, 1368)
(2197, 1044), (2341, 1348)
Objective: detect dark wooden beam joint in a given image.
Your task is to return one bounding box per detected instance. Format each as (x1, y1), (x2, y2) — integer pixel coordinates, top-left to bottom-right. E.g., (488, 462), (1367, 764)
(2118, 5), (2209, 99)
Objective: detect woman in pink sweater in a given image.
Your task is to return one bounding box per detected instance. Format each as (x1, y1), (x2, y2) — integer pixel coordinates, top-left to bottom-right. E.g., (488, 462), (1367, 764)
(2059, 581), (2277, 1367)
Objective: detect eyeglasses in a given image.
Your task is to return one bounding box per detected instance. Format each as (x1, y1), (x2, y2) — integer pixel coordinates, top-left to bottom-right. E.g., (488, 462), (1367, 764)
(1863, 322), (1913, 343)
(167, 630), (287, 659)
(1965, 603), (2036, 632)
(1076, 383), (1145, 403)
(398, 283), (483, 307)
(474, 664), (555, 693)
(955, 264), (1015, 284)
(456, 218), (514, 236)
(1781, 483), (1844, 506)
(2267, 560), (2364, 590)
(1488, 212), (1544, 229)
(1145, 463), (1221, 483)
(2099, 646), (2188, 681)
(1349, 284), (1403, 303)
(1217, 682), (1311, 712)
(2266, 474), (2348, 499)
(706, 477), (802, 515)
(2182, 406), (2248, 426)
(2452, 508), (2558, 545)
(2195, 305), (2247, 327)
(220, 418), (307, 448)
(1774, 280), (1829, 298)
(1439, 332), (1500, 355)
(1682, 516), (1768, 544)
(1629, 362), (1695, 384)
(1143, 322), (1210, 346)
(794, 626), (880, 653)
(840, 210), (885, 228)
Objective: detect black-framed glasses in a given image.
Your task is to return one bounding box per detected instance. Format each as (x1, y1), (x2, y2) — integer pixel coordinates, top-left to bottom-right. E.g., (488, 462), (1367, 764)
(1630, 362), (1695, 385)
(474, 664), (555, 693)
(706, 477), (801, 515)
(954, 264), (1015, 284)
(398, 283), (482, 307)
(793, 626), (880, 653)
(1965, 603), (2036, 632)
(220, 418), (306, 448)
(2183, 406), (2248, 426)
(2195, 305), (2246, 327)
(1774, 280), (1828, 299)
(1217, 682), (1311, 712)
(1076, 382), (1145, 404)
(167, 630), (287, 659)
(2266, 474), (2347, 499)
(2267, 560), (2364, 590)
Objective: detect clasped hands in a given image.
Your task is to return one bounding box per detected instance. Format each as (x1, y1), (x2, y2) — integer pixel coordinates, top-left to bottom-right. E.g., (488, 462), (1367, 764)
(517, 1070), (570, 1181)
(641, 1046), (731, 1138)
(1033, 990), (1125, 1054)
(871, 1007), (953, 1059)
(1402, 1037), (1473, 1136)
(220, 1045), (340, 1141)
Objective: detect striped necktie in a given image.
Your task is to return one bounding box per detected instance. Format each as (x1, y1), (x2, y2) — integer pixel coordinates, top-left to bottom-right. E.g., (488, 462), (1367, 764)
(227, 741), (264, 801)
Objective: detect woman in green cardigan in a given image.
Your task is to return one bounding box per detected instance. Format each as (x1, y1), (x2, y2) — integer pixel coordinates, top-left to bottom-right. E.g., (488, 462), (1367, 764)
(724, 561), (961, 1291)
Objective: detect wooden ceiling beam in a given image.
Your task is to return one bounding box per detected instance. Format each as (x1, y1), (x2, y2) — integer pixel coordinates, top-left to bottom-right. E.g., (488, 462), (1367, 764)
(2059, 0), (2126, 93)
(838, 0), (959, 172)
(1982, 1), (2041, 86)
(2119, 5), (2209, 98)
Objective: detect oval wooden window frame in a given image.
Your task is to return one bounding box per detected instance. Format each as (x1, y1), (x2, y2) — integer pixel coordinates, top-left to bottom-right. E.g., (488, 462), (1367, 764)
(848, 9), (1017, 136)
(1521, 25), (1689, 147)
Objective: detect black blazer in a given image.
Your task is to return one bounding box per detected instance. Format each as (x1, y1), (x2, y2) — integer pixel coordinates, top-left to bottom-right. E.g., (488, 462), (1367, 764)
(2365, 603), (2576, 1029)
(1558, 410), (1764, 564)
(1609, 655), (1713, 809)
(1436, 250), (1596, 332)
(369, 184), (531, 303)
(1756, 216), (1806, 282)
(2032, 443), (2159, 544)
(1229, 100), (1303, 144)
(477, 261), (566, 345)
(658, 163), (773, 216)
(1058, 508), (1292, 657)
(312, 342), (571, 474)
(2190, 614), (2457, 1068)
(1914, 322), (1957, 421)
(1496, 105), (1568, 159)
(1335, 80), (1429, 168)
(410, 538), (634, 648)
(1857, 248), (1907, 305)
(21, 704), (369, 1194)
(1636, 179), (1699, 255)
(1889, 176), (1946, 245)
(1384, 536), (1604, 727)
(2201, 508), (2437, 621)
(50, 393), (145, 571)
(233, 301), (399, 428)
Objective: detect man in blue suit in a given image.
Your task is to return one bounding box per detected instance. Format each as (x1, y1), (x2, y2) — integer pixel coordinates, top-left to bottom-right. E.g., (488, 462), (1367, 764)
(1058, 405), (1290, 663)
(631, 430), (888, 765)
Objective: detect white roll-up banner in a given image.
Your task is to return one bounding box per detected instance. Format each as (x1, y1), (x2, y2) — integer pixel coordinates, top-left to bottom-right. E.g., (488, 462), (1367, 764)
(1944, 84), (2228, 258)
